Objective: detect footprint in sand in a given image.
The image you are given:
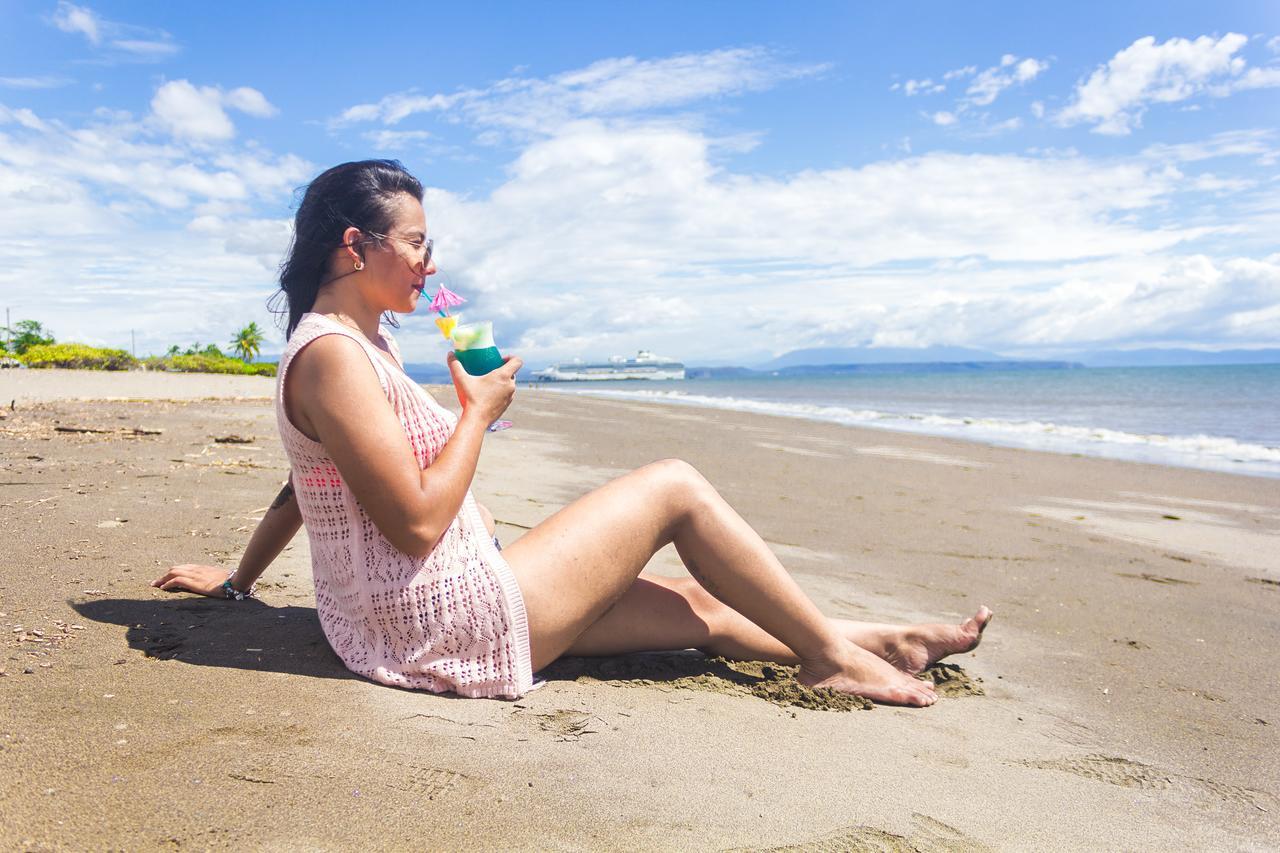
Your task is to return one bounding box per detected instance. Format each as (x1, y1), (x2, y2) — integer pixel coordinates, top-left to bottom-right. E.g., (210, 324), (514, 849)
(526, 709), (604, 742)
(1017, 755), (1173, 790)
(1015, 754), (1276, 811)
(381, 764), (473, 799)
(748, 812), (989, 852)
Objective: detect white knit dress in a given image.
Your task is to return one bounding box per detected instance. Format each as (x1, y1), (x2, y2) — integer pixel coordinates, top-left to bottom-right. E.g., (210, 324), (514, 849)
(275, 313), (535, 698)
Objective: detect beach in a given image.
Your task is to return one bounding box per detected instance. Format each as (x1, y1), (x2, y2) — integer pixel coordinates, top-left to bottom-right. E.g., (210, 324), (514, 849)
(1, 370), (1277, 850)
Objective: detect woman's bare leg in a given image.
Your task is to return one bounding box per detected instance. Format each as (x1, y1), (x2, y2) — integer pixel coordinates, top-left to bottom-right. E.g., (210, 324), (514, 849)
(568, 575), (992, 675)
(501, 459), (938, 706)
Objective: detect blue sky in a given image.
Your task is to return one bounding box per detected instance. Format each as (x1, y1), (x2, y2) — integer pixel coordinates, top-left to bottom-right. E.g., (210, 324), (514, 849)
(1, 1), (1277, 364)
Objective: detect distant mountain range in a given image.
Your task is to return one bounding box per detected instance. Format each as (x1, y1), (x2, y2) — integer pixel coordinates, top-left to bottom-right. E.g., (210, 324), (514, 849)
(746, 345), (1280, 369)
(403, 362), (452, 381)
(686, 360), (1081, 379)
(1061, 347), (1280, 367)
(732, 343), (1280, 371)
(758, 346), (1009, 368)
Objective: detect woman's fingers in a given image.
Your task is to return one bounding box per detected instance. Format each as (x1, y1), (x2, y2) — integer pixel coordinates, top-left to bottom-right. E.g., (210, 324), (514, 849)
(152, 564), (192, 586)
(153, 564), (224, 596)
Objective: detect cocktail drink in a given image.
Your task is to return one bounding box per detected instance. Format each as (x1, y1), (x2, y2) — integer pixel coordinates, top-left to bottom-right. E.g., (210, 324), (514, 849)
(452, 321), (504, 376)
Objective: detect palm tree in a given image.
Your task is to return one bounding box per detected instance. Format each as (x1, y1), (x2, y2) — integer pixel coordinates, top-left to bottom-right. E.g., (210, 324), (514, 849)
(230, 322), (265, 363)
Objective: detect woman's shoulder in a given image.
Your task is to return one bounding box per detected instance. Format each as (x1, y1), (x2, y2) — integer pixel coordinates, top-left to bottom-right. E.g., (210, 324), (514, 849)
(289, 329), (375, 377)
(289, 312), (344, 345)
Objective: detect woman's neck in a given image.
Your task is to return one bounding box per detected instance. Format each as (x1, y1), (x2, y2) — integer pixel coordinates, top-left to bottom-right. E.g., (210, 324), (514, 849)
(310, 286), (383, 341)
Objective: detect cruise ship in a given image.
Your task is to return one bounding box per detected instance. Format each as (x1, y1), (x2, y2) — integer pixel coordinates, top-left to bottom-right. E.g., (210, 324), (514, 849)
(534, 350), (686, 382)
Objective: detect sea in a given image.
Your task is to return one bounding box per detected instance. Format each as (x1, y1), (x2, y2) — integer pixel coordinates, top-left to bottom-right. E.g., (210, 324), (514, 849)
(536, 364), (1280, 479)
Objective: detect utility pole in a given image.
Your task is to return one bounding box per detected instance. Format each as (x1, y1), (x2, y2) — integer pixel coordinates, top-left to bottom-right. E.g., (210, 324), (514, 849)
(131, 329), (136, 358)
(4, 307), (9, 354)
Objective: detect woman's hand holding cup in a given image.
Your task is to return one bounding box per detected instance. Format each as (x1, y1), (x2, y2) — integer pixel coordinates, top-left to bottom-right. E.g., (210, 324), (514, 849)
(448, 353), (522, 422)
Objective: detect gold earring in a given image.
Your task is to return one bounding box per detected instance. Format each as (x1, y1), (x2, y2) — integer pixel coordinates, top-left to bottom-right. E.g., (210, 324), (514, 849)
(353, 259), (364, 271)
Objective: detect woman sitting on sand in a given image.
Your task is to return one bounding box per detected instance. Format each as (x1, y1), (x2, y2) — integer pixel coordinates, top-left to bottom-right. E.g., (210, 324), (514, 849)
(153, 160), (991, 707)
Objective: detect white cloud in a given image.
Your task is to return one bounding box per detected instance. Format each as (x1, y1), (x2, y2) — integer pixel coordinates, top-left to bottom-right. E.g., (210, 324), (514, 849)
(964, 55), (1048, 106)
(52, 2), (101, 44)
(2, 48), (1276, 362)
(150, 80), (278, 142)
(7, 91), (1272, 359)
(332, 47), (828, 138)
(900, 78), (945, 96)
(1220, 65), (1280, 93)
(1267, 36), (1280, 54)
(49, 2), (178, 62)
(111, 38), (180, 58)
(364, 129), (433, 151)
(0, 105), (51, 131)
(1140, 129), (1278, 164)
(388, 118), (1278, 361)
(1030, 100), (1045, 118)
(335, 93), (457, 126)
(1057, 33), (1279, 135)
(151, 81), (233, 141)
(0, 76), (72, 90)
(903, 53), (1048, 129)
(0, 97), (312, 354)
(987, 117), (1023, 133)
(741, 253), (1280, 352)
(223, 87), (279, 118)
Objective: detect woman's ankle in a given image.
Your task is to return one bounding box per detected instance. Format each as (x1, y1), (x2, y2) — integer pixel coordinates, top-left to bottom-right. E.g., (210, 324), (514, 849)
(797, 638), (859, 680)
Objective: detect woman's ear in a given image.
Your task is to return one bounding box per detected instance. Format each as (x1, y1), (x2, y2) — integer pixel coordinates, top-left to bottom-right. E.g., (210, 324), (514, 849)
(341, 226), (364, 264)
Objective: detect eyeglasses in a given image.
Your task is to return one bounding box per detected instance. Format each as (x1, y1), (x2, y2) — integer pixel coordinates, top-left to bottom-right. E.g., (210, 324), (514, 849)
(339, 232), (434, 274)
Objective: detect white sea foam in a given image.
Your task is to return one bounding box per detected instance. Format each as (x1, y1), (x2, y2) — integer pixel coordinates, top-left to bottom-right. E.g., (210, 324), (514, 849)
(546, 387), (1280, 478)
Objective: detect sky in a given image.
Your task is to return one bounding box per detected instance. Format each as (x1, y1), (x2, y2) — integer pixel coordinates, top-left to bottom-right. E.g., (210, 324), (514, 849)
(0, 0), (1278, 365)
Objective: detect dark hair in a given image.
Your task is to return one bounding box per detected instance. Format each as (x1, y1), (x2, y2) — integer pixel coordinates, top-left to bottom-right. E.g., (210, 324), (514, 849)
(272, 160), (424, 338)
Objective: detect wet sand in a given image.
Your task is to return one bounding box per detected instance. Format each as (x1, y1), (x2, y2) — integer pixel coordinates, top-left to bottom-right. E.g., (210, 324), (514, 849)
(1, 370), (1277, 850)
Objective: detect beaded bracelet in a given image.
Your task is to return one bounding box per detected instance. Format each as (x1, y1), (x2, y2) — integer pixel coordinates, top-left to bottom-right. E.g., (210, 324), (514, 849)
(222, 572), (257, 601)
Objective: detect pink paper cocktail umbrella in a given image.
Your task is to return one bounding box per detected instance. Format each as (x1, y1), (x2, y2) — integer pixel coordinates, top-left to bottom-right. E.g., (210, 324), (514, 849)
(430, 284), (467, 339)
(429, 284), (466, 314)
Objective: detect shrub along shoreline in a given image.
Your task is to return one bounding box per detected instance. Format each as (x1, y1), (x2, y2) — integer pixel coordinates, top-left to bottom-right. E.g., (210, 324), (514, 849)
(16, 343), (276, 377)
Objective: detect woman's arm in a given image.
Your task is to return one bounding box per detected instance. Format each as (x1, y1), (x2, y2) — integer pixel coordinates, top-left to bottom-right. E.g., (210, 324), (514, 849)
(151, 478), (302, 597)
(287, 335), (519, 557)
(229, 478), (303, 589)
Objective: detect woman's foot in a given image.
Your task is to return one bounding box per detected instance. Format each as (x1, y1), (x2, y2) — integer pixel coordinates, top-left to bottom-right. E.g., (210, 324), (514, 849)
(798, 642), (938, 707)
(880, 606), (993, 675)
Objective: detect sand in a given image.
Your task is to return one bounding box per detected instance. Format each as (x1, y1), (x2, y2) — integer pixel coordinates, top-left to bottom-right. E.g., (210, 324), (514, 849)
(1, 370), (1277, 850)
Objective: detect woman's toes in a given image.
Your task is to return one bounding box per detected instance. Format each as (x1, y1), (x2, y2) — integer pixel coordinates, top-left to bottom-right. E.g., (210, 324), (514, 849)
(959, 606), (993, 648)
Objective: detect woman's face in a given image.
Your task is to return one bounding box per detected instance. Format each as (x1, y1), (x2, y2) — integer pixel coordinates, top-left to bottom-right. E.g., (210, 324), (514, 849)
(362, 192), (435, 314)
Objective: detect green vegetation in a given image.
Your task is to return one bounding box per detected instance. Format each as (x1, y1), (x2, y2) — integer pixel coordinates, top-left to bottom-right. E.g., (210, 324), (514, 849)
(3, 319), (56, 355)
(2, 317), (277, 376)
(145, 351), (276, 376)
(147, 338), (276, 376)
(19, 343), (138, 370)
(230, 322), (265, 363)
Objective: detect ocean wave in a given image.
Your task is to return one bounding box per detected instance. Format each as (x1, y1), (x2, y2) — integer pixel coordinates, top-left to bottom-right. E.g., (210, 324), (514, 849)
(545, 387), (1280, 476)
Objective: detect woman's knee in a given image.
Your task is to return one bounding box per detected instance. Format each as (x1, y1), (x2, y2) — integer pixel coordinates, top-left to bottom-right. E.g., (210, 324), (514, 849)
(670, 576), (731, 635)
(644, 458), (713, 506)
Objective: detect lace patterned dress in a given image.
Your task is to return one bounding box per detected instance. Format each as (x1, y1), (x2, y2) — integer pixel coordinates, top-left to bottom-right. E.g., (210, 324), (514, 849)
(274, 313), (534, 698)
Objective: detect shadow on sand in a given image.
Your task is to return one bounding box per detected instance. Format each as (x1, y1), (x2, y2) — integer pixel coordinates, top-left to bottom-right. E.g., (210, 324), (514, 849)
(71, 597), (356, 682)
(72, 598), (979, 710)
